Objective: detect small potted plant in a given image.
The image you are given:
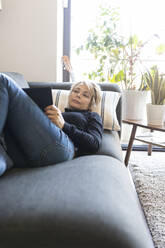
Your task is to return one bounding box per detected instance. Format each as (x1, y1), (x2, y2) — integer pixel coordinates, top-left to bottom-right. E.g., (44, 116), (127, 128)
(121, 75), (149, 120)
(144, 66), (165, 125)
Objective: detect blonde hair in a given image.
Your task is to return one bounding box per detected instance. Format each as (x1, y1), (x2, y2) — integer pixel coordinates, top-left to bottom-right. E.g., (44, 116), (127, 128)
(69, 81), (101, 111)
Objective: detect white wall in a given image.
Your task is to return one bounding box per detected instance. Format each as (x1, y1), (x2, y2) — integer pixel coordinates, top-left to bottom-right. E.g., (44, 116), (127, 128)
(0, 0), (63, 82)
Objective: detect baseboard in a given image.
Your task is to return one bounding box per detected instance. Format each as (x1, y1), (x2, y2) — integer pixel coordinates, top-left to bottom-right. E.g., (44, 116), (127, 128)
(121, 144), (165, 152)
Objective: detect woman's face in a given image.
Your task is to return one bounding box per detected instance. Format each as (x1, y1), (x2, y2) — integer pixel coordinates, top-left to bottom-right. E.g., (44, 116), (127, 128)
(69, 83), (92, 110)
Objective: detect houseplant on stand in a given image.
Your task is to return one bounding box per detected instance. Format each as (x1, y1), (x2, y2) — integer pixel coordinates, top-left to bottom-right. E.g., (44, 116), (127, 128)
(75, 5), (155, 121)
(118, 35), (149, 121)
(144, 66), (165, 125)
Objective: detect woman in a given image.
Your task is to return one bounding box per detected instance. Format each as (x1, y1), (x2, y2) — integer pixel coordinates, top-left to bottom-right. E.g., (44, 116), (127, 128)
(0, 73), (103, 176)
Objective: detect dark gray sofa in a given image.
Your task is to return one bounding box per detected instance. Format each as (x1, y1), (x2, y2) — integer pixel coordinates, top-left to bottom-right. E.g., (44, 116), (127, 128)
(0, 73), (154, 248)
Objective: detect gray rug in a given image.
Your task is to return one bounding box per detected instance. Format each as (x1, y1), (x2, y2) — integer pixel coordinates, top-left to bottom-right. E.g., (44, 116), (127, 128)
(129, 158), (165, 248)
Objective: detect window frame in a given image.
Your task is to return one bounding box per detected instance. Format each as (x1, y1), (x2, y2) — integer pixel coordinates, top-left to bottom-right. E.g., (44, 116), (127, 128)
(63, 0), (71, 82)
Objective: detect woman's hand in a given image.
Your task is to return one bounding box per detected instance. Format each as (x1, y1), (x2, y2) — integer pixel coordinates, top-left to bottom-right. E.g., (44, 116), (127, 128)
(44, 105), (65, 129)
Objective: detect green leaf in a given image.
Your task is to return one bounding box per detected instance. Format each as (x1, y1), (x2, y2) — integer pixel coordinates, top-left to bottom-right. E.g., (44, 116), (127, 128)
(156, 44), (165, 55)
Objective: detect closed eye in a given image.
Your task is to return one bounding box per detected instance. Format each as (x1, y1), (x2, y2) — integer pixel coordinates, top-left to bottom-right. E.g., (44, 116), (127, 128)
(72, 89), (79, 93)
(83, 93), (90, 98)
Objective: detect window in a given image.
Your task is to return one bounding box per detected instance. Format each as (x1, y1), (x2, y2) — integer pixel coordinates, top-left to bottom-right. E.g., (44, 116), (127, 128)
(69, 0), (165, 82)
(64, 0), (165, 146)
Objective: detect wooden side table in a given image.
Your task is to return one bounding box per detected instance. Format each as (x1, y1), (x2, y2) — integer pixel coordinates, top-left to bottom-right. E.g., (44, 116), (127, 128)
(123, 119), (165, 166)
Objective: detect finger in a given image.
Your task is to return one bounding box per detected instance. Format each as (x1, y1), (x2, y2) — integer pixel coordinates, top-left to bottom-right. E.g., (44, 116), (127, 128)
(45, 108), (56, 114)
(44, 105), (53, 110)
(44, 105), (58, 111)
(46, 113), (58, 119)
(45, 110), (56, 115)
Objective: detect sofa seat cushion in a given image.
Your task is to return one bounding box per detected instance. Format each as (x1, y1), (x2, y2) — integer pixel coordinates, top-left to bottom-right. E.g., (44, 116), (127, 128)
(0, 155), (154, 248)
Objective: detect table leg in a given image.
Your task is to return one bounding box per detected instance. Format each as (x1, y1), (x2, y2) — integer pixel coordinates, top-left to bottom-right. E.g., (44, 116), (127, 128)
(148, 129), (154, 156)
(148, 144), (152, 156)
(125, 125), (137, 167)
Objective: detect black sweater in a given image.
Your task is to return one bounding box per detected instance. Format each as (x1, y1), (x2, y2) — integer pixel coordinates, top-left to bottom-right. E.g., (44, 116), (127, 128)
(62, 108), (103, 156)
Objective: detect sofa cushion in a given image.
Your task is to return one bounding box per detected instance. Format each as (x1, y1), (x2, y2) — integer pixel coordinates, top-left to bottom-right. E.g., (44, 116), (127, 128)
(0, 155), (154, 248)
(52, 89), (121, 131)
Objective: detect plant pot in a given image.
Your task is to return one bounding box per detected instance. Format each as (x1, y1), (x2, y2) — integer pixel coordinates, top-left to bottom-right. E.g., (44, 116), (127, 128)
(146, 103), (165, 125)
(122, 90), (148, 120)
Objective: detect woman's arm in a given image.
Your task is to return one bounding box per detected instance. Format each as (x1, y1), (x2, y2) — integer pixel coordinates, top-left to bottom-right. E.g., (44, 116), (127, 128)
(45, 106), (103, 154)
(62, 112), (103, 153)
(61, 55), (75, 82)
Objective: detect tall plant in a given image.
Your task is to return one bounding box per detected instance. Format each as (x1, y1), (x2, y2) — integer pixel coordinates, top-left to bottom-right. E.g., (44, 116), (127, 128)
(118, 35), (146, 90)
(76, 5), (123, 82)
(76, 5), (163, 91)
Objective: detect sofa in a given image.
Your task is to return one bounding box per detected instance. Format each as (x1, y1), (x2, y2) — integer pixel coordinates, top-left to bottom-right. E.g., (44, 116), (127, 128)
(0, 73), (154, 248)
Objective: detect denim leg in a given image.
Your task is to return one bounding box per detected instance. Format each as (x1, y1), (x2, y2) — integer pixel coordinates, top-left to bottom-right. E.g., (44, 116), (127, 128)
(3, 127), (27, 167)
(0, 73), (75, 167)
(0, 139), (14, 176)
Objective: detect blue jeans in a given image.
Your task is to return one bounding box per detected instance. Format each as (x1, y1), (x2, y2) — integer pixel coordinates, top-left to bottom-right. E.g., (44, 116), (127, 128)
(0, 73), (74, 168)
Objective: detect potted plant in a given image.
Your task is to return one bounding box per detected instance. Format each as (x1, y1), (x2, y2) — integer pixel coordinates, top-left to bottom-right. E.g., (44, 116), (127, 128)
(75, 5), (157, 120)
(76, 14), (149, 120)
(144, 66), (165, 125)
(102, 34), (150, 120)
(121, 73), (149, 120)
